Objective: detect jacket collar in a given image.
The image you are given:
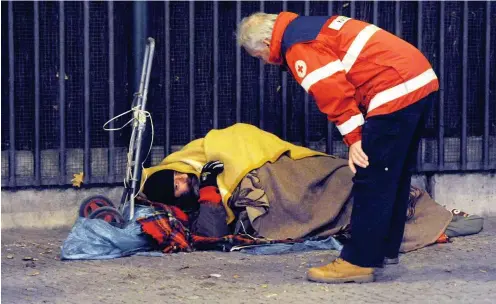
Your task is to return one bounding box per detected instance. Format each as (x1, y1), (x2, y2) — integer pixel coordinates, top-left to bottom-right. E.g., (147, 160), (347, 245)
(269, 12), (299, 65)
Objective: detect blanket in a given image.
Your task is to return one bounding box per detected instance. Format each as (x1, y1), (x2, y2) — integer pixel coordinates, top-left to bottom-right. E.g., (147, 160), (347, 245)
(141, 123), (453, 253)
(136, 199), (305, 253)
(234, 155), (453, 253)
(141, 123), (326, 223)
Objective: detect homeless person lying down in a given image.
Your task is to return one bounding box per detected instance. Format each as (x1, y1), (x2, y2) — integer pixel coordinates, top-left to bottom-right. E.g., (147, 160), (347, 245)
(61, 123), (483, 259)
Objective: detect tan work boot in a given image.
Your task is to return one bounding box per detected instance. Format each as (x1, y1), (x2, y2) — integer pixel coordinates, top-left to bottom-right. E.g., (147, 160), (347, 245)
(307, 258), (375, 284)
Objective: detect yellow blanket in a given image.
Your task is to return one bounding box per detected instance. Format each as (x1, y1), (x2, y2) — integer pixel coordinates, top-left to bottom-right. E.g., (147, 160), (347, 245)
(141, 123), (327, 223)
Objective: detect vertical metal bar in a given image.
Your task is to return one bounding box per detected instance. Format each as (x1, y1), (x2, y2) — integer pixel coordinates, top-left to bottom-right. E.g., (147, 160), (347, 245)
(326, 1), (335, 154)
(281, 0), (287, 140)
(213, 1), (219, 129)
(461, 1), (468, 170)
(189, 1), (195, 141)
(8, 1), (16, 187)
(133, 2), (147, 91)
(108, 1), (115, 182)
(417, 2), (422, 50)
(259, 0), (265, 129)
(438, 1), (445, 170)
(303, 0), (310, 147)
(350, 0), (355, 18)
(416, 1), (423, 171)
(164, 0), (171, 157)
(483, 1), (491, 169)
(372, 1), (378, 25)
(236, 1), (241, 122)
(84, 1), (91, 184)
(59, 1), (66, 184)
(34, 1), (41, 186)
(395, 1), (401, 37)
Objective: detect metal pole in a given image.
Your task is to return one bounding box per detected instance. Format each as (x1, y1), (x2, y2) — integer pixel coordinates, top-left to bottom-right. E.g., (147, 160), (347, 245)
(236, 1), (241, 122)
(326, 0), (335, 155)
(8, 1), (16, 187)
(108, 0), (115, 183)
(129, 39), (155, 220)
(483, 1), (491, 169)
(164, 0), (171, 157)
(303, 0), (310, 147)
(189, 1), (195, 141)
(461, 1), (468, 170)
(59, 1), (66, 185)
(372, 1), (378, 25)
(34, 1), (41, 186)
(395, 1), (401, 38)
(438, 1), (445, 171)
(84, 1), (91, 184)
(416, 1), (423, 171)
(133, 1), (147, 91)
(259, 1), (265, 129)
(213, 1), (219, 129)
(281, 0), (288, 140)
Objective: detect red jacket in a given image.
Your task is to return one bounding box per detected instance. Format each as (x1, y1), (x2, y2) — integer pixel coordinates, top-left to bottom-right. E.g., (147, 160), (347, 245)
(269, 12), (439, 146)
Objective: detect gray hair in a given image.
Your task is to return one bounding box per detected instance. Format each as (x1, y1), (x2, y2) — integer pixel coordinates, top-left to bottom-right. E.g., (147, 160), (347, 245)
(236, 12), (278, 52)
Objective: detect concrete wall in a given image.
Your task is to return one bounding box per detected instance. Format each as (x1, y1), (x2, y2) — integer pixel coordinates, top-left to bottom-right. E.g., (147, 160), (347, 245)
(430, 173), (496, 217)
(1, 173), (495, 229)
(1, 187), (123, 229)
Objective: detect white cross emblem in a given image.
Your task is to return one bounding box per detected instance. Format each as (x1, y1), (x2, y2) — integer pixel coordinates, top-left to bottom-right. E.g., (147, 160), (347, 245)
(295, 60), (307, 78)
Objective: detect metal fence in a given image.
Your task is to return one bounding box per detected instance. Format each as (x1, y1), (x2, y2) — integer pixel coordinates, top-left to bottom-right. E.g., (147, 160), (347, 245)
(2, 1), (495, 189)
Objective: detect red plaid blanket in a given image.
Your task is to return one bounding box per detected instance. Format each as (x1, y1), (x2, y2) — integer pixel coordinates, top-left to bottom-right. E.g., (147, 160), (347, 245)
(136, 200), (192, 253)
(136, 199), (298, 253)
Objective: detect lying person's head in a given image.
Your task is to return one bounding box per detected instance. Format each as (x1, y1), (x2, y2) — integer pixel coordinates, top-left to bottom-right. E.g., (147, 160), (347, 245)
(142, 170), (200, 213)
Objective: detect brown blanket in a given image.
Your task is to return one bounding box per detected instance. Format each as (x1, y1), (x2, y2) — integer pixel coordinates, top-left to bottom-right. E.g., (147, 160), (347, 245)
(234, 155), (452, 253)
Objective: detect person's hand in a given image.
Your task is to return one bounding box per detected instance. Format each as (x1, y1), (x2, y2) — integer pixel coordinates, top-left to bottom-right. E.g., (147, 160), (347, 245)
(348, 140), (369, 174)
(200, 161), (224, 189)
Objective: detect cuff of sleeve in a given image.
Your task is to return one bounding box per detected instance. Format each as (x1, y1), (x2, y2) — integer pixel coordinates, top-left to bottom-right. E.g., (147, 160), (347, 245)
(343, 127), (362, 147)
(199, 186), (222, 204)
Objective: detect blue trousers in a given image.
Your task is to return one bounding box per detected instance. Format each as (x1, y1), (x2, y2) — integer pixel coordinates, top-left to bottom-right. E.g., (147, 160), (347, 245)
(340, 99), (431, 267)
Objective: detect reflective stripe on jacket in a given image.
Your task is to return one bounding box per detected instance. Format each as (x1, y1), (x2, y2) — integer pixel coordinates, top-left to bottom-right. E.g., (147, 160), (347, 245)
(269, 12), (439, 146)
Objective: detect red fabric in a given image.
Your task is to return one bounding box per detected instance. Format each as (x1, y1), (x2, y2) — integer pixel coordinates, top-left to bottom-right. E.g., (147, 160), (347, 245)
(269, 13), (439, 146)
(436, 233), (449, 244)
(137, 201), (192, 253)
(136, 199), (303, 253)
(199, 186), (222, 204)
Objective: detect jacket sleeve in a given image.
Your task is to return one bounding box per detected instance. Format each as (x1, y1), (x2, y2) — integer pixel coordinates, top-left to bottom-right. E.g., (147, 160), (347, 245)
(190, 186), (230, 237)
(285, 42), (364, 146)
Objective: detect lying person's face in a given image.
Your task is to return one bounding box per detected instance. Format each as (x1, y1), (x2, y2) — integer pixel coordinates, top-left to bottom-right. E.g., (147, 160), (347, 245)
(172, 171), (200, 213)
(173, 171), (193, 198)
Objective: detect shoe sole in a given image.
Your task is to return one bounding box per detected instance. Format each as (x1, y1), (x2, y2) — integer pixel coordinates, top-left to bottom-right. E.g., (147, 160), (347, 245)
(307, 274), (375, 284)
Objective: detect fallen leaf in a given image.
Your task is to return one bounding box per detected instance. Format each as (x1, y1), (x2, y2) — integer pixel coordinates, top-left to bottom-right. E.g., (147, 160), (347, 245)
(266, 294), (278, 298)
(261, 284), (268, 288)
(233, 274), (240, 279)
(28, 271), (40, 276)
(71, 172), (84, 187)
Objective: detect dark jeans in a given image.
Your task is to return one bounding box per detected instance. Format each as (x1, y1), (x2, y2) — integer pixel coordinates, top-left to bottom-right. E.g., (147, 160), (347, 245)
(340, 99), (431, 268)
